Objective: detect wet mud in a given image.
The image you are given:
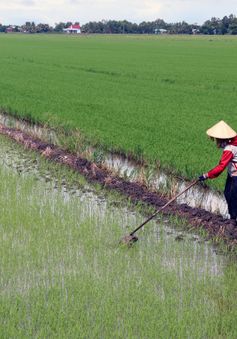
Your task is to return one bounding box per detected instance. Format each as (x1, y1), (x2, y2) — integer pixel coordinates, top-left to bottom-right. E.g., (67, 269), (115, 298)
(0, 124), (236, 247)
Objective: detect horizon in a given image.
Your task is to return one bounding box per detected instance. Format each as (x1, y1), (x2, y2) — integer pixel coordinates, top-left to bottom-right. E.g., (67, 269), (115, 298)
(0, 0), (236, 26)
(1, 13), (237, 27)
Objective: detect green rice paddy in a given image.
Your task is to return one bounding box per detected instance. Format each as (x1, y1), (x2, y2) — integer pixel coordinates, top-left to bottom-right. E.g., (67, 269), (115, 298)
(0, 135), (237, 338)
(0, 34), (237, 190)
(0, 34), (237, 338)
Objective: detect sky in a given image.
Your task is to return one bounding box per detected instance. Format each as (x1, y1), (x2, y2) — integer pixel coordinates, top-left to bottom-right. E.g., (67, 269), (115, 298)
(0, 0), (236, 26)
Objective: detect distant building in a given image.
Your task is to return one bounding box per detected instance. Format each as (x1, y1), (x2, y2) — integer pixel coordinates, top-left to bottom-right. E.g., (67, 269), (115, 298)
(154, 28), (167, 34)
(6, 26), (14, 33)
(63, 24), (81, 34)
(192, 28), (200, 35)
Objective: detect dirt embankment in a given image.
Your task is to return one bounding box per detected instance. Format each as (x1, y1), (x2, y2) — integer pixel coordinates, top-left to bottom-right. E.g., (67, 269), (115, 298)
(0, 123), (236, 247)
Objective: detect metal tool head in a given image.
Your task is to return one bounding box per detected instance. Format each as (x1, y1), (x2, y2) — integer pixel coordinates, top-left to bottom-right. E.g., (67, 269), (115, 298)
(119, 234), (138, 246)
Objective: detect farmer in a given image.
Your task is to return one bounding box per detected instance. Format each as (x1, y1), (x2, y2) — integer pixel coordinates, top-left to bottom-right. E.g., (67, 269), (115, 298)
(199, 120), (237, 223)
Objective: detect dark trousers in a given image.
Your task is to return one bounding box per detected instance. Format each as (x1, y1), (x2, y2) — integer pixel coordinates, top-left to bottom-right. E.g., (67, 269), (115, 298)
(224, 175), (237, 219)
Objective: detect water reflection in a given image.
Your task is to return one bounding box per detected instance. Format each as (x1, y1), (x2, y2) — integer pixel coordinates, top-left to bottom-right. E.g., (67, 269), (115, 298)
(0, 135), (226, 283)
(0, 113), (228, 217)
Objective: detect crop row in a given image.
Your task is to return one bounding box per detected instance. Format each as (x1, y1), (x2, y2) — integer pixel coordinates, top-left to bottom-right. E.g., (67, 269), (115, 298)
(0, 134), (236, 337)
(0, 34), (237, 190)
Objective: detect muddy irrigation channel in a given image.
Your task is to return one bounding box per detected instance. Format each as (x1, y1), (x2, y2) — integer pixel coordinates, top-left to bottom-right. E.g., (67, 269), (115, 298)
(0, 113), (237, 246)
(0, 112), (228, 217)
(0, 131), (237, 337)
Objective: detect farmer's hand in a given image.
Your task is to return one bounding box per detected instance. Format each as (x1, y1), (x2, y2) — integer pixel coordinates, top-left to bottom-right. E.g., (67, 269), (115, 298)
(199, 174), (208, 181)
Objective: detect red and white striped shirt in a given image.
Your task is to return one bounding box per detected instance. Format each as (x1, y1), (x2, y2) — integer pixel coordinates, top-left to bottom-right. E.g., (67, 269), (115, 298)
(207, 136), (237, 179)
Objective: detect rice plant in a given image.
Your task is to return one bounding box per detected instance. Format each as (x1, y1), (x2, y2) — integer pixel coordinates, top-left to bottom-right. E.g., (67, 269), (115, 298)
(0, 135), (236, 338)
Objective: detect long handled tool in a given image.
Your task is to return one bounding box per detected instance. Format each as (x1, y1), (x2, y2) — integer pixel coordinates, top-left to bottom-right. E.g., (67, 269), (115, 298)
(120, 179), (199, 246)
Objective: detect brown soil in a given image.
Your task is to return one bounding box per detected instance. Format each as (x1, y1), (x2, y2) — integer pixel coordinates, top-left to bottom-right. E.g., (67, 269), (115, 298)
(0, 123), (236, 247)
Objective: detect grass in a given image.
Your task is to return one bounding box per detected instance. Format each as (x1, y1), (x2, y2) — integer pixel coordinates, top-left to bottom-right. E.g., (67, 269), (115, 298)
(0, 34), (237, 190)
(0, 134), (237, 338)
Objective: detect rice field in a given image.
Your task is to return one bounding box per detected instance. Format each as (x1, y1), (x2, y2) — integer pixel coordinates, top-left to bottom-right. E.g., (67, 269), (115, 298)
(0, 135), (236, 338)
(0, 34), (237, 190)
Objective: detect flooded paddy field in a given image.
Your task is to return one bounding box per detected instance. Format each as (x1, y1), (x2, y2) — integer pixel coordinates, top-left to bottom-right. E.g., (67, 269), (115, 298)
(1, 121), (237, 244)
(0, 135), (237, 338)
(0, 112), (228, 217)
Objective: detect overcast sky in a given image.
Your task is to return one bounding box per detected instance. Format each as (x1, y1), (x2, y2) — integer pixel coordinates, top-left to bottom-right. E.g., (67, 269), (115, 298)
(0, 0), (236, 26)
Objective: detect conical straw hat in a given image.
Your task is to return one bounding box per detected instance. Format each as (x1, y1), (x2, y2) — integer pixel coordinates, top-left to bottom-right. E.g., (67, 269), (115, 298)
(206, 120), (237, 139)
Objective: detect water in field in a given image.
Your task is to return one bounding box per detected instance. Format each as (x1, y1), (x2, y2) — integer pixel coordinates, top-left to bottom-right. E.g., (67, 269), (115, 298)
(0, 135), (236, 338)
(0, 112), (228, 218)
(105, 154), (229, 216)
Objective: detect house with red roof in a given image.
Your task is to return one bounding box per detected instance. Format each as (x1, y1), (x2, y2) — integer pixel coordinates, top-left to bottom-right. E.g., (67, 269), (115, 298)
(6, 26), (15, 33)
(63, 24), (81, 34)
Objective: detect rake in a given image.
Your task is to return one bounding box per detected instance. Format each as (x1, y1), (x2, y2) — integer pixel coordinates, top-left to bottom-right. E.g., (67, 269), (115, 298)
(120, 179), (199, 246)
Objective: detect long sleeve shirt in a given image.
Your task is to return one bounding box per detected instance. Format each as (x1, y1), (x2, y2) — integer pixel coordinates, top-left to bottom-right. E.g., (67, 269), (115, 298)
(207, 136), (237, 179)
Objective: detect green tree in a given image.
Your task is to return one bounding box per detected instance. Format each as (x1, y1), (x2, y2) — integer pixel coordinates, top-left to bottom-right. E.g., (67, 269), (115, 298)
(21, 21), (36, 33)
(229, 18), (237, 34)
(54, 22), (67, 32)
(36, 23), (52, 33)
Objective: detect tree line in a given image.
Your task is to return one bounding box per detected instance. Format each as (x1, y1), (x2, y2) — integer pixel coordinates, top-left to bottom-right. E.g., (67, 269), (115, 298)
(1, 14), (237, 34)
